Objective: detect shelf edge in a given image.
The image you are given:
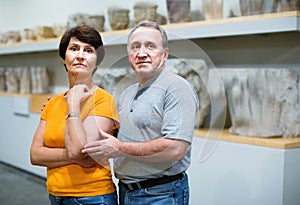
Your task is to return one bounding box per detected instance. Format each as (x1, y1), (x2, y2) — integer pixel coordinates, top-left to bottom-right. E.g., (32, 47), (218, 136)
(0, 11), (299, 55)
(195, 129), (300, 149)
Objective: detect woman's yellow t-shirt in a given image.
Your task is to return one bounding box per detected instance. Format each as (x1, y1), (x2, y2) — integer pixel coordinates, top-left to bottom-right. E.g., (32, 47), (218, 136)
(41, 88), (119, 197)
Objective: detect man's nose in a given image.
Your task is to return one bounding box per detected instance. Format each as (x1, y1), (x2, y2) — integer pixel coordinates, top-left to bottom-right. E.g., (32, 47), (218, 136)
(137, 46), (148, 56)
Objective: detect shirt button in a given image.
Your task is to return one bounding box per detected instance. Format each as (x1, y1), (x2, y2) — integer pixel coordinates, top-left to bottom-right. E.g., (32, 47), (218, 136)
(130, 109), (133, 112)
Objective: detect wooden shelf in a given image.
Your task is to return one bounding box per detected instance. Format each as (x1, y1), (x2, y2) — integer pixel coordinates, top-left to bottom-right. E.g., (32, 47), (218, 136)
(0, 92), (56, 113)
(2, 91), (300, 149)
(164, 11), (300, 39)
(30, 93), (56, 113)
(0, 11), (299, 55)
(195, 129), (300, 149)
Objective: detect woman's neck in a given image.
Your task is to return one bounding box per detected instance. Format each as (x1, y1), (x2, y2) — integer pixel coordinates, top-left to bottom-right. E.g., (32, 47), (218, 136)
(69, 70), (92, 84)
(69, 76), (95, 90)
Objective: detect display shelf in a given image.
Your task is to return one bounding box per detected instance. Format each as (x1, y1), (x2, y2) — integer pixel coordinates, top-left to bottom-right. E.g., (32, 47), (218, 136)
(0, 92), (56, 113)
(30, 93), (56, 113)
(190, 130), (300, 205)
(195, 129), (300, 149)
(2, 91), (299, 149)
(0, 38), (59, 55)
(0, 11), (299, 55)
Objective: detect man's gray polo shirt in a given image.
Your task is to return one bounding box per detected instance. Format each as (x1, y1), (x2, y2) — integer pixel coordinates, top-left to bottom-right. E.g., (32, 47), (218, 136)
(114, 68), (199, 183)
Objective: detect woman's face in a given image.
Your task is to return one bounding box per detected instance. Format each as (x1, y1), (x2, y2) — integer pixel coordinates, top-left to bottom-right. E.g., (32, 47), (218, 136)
(62, 37), (97, 75)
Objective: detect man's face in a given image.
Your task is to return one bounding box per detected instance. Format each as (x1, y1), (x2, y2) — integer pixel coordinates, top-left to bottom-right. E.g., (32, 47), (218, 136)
(127, 26), (168, 84)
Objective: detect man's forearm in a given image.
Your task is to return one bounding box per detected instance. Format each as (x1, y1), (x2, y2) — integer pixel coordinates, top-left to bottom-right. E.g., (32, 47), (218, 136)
(119, 138), (188, 163)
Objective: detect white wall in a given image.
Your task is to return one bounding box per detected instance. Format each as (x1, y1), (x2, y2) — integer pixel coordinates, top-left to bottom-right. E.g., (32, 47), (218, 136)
(0, 0), (166, 33)
(188, 137), (300, 205)
(0, 95), (46, 177)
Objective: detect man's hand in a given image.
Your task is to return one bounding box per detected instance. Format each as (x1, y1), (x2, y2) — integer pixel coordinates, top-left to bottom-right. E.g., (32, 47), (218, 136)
(40, 96), (52, 111)
(82, 129), (122, 159)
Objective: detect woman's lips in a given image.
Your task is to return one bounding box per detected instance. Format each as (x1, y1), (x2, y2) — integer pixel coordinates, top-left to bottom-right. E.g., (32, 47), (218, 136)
(73, 63), (85, 66)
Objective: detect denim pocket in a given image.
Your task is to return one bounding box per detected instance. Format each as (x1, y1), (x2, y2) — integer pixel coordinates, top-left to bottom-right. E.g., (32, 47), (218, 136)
(72, 192), (117, 205)
(144, 182), (175, 196)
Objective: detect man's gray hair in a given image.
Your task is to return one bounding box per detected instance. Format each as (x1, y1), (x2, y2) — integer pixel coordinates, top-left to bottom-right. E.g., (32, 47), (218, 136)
(127, 21), (168, 49)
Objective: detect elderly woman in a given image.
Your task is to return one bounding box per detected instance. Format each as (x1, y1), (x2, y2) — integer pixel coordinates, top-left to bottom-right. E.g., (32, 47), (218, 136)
(30, 25), (119, 205)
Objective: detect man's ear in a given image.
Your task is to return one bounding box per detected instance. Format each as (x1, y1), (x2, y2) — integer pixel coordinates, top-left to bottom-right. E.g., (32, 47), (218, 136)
(163, 48), (169, 61)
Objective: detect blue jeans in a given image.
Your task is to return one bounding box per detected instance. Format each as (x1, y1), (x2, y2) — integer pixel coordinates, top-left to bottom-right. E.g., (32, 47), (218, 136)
(119, 173), (189, 205)
(49, 191), (117, 205)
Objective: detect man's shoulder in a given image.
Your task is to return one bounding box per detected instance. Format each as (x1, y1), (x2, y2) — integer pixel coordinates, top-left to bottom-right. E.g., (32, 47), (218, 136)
(160, 69), (191, 87)
(119, 83), (138, 98)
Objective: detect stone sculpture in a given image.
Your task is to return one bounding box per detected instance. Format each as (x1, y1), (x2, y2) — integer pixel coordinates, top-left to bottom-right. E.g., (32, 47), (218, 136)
(93, 66), (138, 102)
(30, 66), (49, 94)
(67, 13), (90, 28)
(165, 58), (210, 128)
(5, 31), (21, 44)
(19, 67), (31, 94)
(134, 2), (158, 25)
(202, 0), (223, 20)
(34, 26), (55, 40)
(108, 8), (130, 30)
(0, 33), (7, 44)
(88, 15), (105, 32)
(0, 67), (6, 92)
(210, 68), (300, 138)
(93, 58), (210, 128)
(20, 28), (36, 42)
(67, 13), (105, 32)
(166, 0), (191, 23)
(239, 0), (265, 16)
(5, 67), (19, 93)
(52, 24), (68, 38)
(273, 0), (300, 12)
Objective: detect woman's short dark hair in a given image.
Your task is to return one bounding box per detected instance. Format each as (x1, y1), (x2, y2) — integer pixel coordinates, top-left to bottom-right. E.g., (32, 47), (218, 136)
(59, 25), (105, 66)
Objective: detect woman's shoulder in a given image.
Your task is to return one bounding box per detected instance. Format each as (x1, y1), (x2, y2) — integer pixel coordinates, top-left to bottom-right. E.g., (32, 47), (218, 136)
(95, 87), (112, 95)
(94, 87), (115, 101)
(46, 93), (65, 105)
(41, 92), (65, 115)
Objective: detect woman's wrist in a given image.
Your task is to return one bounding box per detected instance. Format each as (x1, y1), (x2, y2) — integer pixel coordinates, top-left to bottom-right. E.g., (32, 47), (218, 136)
(66, 113), (81, 119)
